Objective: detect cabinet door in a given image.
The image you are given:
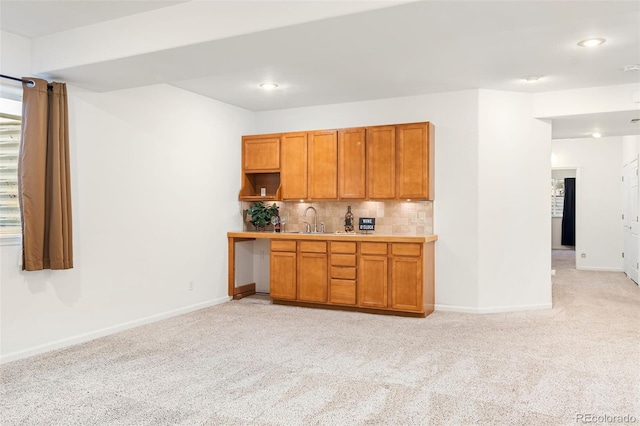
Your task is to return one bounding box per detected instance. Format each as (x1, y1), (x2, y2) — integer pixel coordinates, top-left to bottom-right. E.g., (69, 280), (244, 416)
(358, 255), (388, 308)
(330, 279), (357, 305)
(308, 131), (338, 199)
(397, 123), (430, 200)
(281, 132), (308, 200)
(338, 128), (366, 199)
(366, 126), (395, 199)
(270, 251), (297, 300)
(243, 135), (280, 172)
(390, 256), (423, 311)
(298, 252), (328, 302)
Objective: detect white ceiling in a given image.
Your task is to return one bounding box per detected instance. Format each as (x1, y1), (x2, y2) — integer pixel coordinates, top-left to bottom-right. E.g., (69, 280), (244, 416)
(1, 0), (639, 138)
(552, 111), (640, 140)
(0, 1), (189, 38)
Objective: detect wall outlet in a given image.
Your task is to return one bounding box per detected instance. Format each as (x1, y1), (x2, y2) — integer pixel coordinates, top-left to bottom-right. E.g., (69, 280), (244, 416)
(410, 212), (418, 223)
(418, 212), (427, 223)
(189, 281), (194, 291)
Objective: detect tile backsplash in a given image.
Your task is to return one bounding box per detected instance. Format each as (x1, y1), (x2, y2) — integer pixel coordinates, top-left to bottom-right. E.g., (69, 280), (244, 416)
(241, 200), (433, 236)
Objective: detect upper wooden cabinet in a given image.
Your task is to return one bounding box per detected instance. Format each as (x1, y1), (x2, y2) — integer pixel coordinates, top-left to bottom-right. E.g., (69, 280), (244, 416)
(308, 131), (338, 199)
(240, 121), (434, 201)
(366, 125), (396, 199)
(338, 128), (366, 199)
(281, 130), (338, 200)
(239, 134), (282, 200)
(281, 132), (308, 200)
(243, 134), (280, 172)
(397, 122), (434, 200)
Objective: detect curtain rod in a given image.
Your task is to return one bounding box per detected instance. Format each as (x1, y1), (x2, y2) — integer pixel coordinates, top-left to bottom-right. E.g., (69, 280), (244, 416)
(0, 74), (36, 87)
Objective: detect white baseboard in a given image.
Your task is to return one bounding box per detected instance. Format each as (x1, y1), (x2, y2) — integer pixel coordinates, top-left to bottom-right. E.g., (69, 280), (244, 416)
(435, 302), (552, 314)
(0, 296), (232, 364)
(576, 266), (624, 272)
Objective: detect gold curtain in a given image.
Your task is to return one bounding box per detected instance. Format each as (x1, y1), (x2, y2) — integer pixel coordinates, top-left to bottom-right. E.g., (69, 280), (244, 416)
(18, 78), (73, 271)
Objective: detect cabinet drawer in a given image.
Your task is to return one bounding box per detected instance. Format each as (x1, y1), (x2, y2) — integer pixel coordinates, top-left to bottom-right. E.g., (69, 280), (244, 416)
(330, 279), (357, 305)
(330, 241), (356, 254)
(271, 240), (297, 252)
(360, 242), (388, 255)
(298, 241), (327, 253)
(331, 254), (356, 267)
(331, 266), (356, 280)
(391, 243), (421, 257)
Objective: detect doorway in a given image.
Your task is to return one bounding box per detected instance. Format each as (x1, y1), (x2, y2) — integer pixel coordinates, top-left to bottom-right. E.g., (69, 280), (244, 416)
(551, 169), (577, 264)
(622, 157), (639, 284)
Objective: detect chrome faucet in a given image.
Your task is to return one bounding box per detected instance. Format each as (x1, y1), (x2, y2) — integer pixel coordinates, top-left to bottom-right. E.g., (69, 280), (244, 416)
(303, 206), (318, 233)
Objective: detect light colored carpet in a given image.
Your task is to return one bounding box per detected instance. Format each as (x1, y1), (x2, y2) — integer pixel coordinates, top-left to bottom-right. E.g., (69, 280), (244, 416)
(1, 251), (639, 425)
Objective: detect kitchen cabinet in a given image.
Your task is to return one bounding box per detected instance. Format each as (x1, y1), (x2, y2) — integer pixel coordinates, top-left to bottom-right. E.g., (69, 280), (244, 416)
(366, 125), (396, 199)
(243, 134), (280, 172)
(239, 134), (282, 200)
(239, 121), (434, 201)
(280, 131), (337, 200)
(231, 232), (436, 317)
(308, 131), (338, 199)
(338, 128), (366, 199)
(358, 242), (389, 308)
(396, 122), (434, 200)
(298, 253), (328, 302)
(390, 243), (423, 312)
(329, 241), (357, 305)
(270, 240), (297, 300)
(281, 132), (308, 200)
(297, 241), (328, 302)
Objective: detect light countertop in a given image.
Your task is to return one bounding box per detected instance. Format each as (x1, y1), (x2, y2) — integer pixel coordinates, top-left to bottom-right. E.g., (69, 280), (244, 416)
(227, 231), (438, 243)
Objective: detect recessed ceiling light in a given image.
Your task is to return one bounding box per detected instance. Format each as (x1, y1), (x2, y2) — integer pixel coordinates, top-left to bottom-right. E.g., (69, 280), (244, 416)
(592, 132), (602, 138)
(522, 75), (543, 83)
(577, 38), (606, 47)
(623, 64), (640, 72)
(259, 82), (279, 90)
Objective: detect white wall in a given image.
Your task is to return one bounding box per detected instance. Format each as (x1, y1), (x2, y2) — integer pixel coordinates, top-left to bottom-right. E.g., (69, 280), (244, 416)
(0, 31), (30, 77)
(533, 83), (640, 118)
(622, 135), (640, 165)
(1, 33), (255, 361)
(552, 137), (623, 271)
(477, 90), (552, 310)
(257, 90), (480, 311)
(257, 90), (554, 312)
(0, 31), (31, 101)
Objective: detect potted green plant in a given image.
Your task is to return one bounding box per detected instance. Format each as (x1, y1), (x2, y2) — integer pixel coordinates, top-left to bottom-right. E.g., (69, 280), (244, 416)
(246, 201), (279, 231)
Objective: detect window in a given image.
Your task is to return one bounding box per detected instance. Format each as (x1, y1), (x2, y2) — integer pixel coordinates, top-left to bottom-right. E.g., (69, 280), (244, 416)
(0, 111), (21, 235)
(551, 178), (564, 217)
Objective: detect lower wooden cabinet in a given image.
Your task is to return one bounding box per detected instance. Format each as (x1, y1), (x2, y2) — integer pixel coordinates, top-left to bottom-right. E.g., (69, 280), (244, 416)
(358, 255), (388, 308)
(269, 238), (434, 317)
(270, 251), (297, 300)
(390, 256), (422, 311)
(298, 252), (328, 302)
(329, 241), (357, 305)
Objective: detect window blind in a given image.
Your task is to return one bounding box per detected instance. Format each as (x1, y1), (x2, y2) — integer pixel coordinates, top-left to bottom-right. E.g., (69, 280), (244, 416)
(0, 114), (21, 234)
(551, 178), (564, 218)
